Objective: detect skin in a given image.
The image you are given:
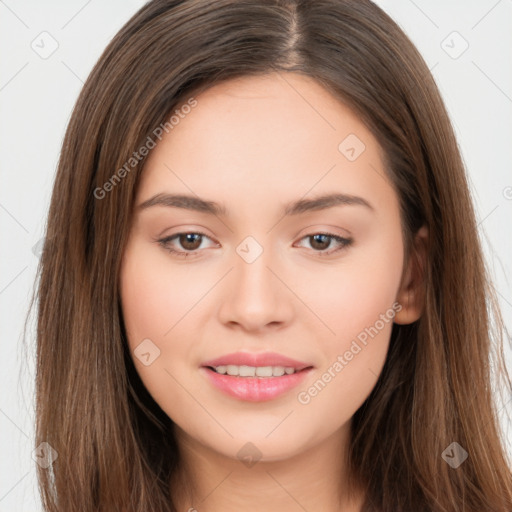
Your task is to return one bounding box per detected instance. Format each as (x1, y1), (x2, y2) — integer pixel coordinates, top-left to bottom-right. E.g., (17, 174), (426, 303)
(119, 71), (427, 512)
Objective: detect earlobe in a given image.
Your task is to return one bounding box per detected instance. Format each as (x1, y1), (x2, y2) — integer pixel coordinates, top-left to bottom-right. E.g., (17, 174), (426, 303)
(394, 225), (429, 325)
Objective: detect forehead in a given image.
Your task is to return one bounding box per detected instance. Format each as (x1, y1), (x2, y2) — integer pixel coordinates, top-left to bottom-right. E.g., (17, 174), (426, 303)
(137, 72), (395, 219)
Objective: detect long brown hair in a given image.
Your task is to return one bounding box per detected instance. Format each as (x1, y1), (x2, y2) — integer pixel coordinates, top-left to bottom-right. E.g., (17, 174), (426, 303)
(27, 0), (512, 510)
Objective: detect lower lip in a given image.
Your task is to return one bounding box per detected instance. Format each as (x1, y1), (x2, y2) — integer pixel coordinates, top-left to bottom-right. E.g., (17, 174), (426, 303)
(200, 367), (312, 402)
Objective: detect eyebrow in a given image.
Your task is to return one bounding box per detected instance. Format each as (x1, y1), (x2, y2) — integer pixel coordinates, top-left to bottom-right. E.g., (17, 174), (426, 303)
(137, 192), (374, 216)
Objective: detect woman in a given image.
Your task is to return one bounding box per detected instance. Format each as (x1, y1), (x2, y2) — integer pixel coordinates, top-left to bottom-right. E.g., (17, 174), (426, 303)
(31, 0), (512, 510)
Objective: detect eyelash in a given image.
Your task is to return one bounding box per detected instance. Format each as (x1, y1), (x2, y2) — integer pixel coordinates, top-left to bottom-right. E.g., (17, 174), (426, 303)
(156, 231), (353, 258)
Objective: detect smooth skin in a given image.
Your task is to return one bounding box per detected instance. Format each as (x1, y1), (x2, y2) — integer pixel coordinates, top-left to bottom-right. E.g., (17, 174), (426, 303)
(119, 72), (427, 512)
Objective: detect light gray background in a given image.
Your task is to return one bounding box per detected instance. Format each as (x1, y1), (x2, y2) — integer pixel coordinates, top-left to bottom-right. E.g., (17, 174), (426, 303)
(1, 1), (511, 510)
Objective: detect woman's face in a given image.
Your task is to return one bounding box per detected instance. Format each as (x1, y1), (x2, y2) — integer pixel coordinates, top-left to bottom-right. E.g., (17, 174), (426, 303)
(120, 72), (416, 462)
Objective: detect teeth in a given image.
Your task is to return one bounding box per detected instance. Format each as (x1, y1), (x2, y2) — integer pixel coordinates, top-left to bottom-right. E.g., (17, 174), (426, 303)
(239, 365), (255, 377)
(213, 365), (298, 377)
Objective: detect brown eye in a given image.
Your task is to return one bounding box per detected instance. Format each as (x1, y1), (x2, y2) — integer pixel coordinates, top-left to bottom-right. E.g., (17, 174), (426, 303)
(157, 231), (215, 258)
(178, 233), (203, 251)
(309, 234), (331, 251)
(297, 232), (353, 256)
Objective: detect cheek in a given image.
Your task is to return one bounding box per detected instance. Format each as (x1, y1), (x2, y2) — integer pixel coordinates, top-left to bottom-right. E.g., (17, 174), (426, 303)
(119, 241), (206, 414)
(119, 240), (196, 398)
(120, 241), (209, 347)
(297, 230), (403, 347)
(293, 232), (403, 412)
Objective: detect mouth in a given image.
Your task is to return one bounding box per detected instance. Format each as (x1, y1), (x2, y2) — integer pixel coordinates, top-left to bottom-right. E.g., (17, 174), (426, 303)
(199, 353), (314, 401)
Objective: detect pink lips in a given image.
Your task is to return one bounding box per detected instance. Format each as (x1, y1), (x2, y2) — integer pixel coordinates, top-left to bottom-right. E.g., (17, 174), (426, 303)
(200, 351), (314, 402)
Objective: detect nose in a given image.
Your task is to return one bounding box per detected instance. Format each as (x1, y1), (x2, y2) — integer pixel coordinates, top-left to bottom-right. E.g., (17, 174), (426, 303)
(217, 245), (294, 333)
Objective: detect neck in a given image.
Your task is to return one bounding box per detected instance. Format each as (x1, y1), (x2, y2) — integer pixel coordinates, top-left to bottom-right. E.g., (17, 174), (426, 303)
(170, 422), (365, 512)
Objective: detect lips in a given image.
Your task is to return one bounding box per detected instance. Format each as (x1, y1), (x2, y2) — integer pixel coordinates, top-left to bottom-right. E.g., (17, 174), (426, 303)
(200, 351), (314, 402)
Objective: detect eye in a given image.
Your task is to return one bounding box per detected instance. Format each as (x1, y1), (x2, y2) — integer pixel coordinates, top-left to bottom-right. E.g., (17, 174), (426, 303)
(157, 231), (216, 258)
(157, 231), (353, 259)
(295, 232), (353, 256)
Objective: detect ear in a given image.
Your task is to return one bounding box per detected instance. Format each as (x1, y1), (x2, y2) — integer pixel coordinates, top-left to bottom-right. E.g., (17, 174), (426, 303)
(394, 225), (428, 325)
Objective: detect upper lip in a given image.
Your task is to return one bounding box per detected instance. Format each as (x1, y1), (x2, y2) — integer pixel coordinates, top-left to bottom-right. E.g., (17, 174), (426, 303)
(201, 352), (313, 371)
